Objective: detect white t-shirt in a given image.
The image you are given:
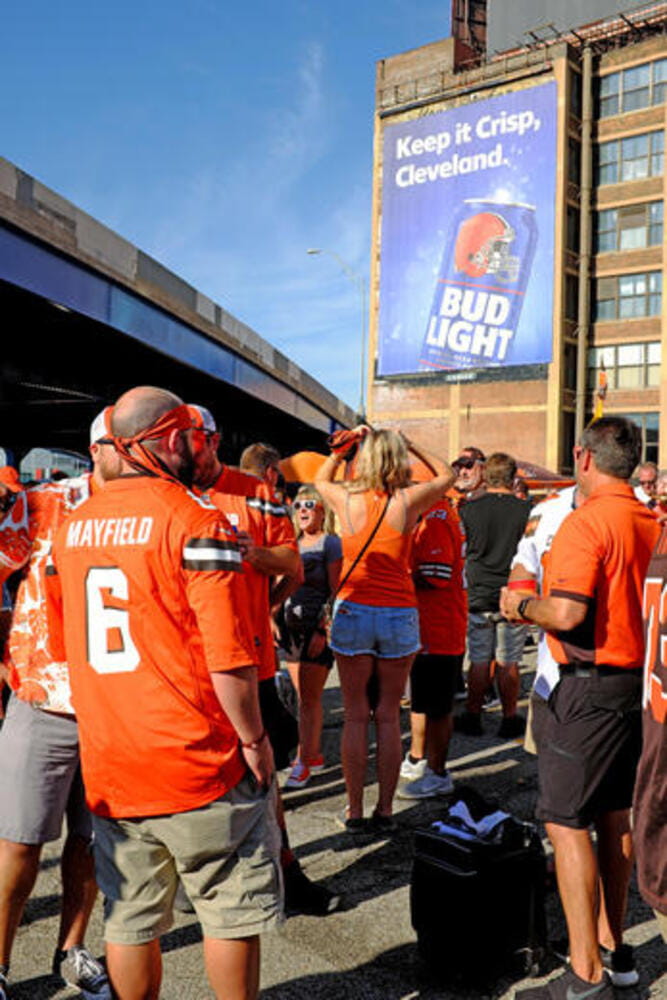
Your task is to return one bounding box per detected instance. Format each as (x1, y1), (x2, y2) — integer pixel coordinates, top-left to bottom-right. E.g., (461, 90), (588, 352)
(510, 486), (577, 698)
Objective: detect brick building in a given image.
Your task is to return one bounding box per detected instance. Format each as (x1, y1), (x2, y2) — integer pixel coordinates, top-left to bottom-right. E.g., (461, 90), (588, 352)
(368, 2), (666, 472)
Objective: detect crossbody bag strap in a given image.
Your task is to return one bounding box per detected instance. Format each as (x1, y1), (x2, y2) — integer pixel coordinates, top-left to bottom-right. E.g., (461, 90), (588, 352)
(331, 493), (391, 603)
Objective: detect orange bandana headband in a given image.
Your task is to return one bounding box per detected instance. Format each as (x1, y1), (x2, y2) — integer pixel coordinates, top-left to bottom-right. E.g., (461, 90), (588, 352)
(112, 403), (193, 481)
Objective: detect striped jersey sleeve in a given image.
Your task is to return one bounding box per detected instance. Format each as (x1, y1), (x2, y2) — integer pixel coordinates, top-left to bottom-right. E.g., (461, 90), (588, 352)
(183, 537), (243, 572)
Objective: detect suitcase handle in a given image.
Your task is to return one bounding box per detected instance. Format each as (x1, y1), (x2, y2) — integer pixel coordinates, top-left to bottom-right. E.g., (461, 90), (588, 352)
(416, 857), (480, 878)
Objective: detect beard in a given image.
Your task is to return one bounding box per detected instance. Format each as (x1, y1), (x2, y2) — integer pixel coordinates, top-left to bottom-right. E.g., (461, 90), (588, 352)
(174, 434), (196, 488)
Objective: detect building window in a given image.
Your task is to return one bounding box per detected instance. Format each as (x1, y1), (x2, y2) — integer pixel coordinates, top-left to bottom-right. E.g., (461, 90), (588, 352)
(593, 272), (662, 320)
(562, 411), (576, 473)
(616, 412), (659, 464)
(565, 274), (579, 320)
(596, 130), (664, 185)
(570, 69), (582, 117)
(598, 57), (667, 117)
(587, 341), (661, 390)
(568, 138), (581, 184)
(567, 205), (580, 252)
(623, 63), (651, 112)
(564, 342), (577, 391)
(594, 201), (663, 252)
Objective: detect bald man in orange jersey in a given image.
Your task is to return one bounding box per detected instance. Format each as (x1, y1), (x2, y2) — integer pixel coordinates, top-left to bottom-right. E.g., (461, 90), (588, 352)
(50, 389), (281, 1000)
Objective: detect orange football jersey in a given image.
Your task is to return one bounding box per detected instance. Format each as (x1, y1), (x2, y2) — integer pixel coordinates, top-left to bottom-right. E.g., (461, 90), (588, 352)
(206, 466), (297, 680)
(6, 475), (94, 713)
(412, 499), (467, 655)
(50, 476), (257, 818)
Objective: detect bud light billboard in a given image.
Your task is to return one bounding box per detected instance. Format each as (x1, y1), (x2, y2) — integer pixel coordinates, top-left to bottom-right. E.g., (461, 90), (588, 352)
(377, 81), (557, 376)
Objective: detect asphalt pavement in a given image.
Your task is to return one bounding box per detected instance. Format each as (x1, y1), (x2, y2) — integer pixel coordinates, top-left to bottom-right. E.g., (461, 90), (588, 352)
(6, 647), (666, 999)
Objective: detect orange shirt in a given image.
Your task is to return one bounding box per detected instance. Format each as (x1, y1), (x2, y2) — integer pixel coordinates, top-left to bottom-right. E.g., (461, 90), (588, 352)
(50, 476), (257, 819)
(546, 481), (660, 669)
(0, 489), (30, 586)
(206, 466), (297, 681)
(6, 475), (94, 713)
(412, 499), (467, 655)
(339, 491), (416, 608)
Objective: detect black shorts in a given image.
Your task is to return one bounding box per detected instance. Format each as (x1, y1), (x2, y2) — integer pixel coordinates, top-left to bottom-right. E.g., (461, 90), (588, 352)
(277, 622), (334, 669)
(536, 669), (643, 829)
(258, 676), (298, 771)
(410, 653), (463, 718)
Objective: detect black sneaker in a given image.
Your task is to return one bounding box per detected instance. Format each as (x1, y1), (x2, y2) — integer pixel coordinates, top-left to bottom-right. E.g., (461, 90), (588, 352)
(497, 715), (526, 739)
(515, 966), (614, 1000)
(283, 860), (341, 916)
(454, 711), (483, 736)
(53, 946), (112, 999)
(335, 811), (371, 837)
(370, 811), (397, 837)
(601, 944), (639, 987)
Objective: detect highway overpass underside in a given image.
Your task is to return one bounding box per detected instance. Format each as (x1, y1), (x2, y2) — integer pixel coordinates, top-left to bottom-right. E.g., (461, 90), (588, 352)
(1, 276), (331, 464)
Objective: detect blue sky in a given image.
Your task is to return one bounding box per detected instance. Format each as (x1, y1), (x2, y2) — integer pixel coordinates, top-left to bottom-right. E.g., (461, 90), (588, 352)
(2, 1), (451, 410)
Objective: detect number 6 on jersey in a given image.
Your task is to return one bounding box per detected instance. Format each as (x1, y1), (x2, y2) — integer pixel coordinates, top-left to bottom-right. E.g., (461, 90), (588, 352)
(86, 567), (140, 673)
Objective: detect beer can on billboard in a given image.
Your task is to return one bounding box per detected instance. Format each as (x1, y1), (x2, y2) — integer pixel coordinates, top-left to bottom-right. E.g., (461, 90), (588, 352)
(420, 199), (538, 371)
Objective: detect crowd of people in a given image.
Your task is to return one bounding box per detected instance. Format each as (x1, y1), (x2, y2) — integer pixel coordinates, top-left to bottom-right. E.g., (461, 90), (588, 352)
(0, 394), (664, 1000)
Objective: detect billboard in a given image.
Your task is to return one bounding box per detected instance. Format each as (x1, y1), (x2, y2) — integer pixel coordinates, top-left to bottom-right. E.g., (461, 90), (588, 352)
(377, 80), (557, 377)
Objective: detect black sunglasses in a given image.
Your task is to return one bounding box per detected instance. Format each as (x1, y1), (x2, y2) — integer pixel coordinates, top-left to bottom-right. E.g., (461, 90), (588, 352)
(454, 457), (476, 470)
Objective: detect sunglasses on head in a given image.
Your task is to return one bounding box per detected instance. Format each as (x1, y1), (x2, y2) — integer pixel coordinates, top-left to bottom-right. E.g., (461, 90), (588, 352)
(293, 499), (319, 511)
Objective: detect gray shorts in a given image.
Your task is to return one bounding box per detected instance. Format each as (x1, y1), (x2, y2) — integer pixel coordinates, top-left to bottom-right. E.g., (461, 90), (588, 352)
(467, 612), (527, 665)
(93, 773), (283, 945)
(0, 695), (91, 844)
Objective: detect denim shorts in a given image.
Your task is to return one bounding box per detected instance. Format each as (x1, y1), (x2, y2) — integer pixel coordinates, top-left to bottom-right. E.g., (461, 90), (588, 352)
(329, 600), (421, 659)
(467, 611), (527, 664)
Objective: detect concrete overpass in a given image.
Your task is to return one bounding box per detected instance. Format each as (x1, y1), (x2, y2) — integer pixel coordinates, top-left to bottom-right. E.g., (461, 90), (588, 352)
(0, 156), (355, 467)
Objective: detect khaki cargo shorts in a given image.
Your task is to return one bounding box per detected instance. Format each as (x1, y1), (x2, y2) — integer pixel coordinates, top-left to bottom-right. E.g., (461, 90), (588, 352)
(93, 773), (283, 945)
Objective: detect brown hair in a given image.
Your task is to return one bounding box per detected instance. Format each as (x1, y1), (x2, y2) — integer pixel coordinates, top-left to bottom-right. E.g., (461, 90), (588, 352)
(239, 442), (281, 478)
(485, 452), (517, 489)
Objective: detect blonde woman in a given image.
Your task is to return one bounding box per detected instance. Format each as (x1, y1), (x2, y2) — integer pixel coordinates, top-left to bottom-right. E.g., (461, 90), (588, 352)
(316, 427), (454, 832)
(280, 486), (342, 789)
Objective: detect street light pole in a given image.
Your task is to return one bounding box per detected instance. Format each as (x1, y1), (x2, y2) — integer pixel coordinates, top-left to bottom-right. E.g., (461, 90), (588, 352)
(307, 248), (367, 420)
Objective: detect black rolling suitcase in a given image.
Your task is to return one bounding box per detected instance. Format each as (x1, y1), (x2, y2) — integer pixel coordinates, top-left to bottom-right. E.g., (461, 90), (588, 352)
(411, 793), (547, 984)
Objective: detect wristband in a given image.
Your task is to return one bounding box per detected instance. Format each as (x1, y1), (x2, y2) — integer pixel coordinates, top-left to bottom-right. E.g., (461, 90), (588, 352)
(240, 729), (267, 751)
(508, 578), (538, 593)
(517, 597), (532, 621)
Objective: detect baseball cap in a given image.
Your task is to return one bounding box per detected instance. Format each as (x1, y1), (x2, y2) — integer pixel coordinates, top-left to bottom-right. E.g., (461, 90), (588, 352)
(187, 404), (217, 434)
(89, 406), (113, 445)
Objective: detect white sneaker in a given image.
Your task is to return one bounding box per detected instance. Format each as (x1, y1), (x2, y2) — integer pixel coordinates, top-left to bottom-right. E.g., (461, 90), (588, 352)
(400, 754), (427, 780)
(397, 767), (454, 800)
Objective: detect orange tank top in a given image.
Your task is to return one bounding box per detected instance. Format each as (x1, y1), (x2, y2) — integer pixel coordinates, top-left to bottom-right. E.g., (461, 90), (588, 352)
(338, 491), (415, 608)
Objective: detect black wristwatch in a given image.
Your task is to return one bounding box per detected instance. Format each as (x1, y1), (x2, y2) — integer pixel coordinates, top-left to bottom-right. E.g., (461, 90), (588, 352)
(517, 597), (532, 621)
